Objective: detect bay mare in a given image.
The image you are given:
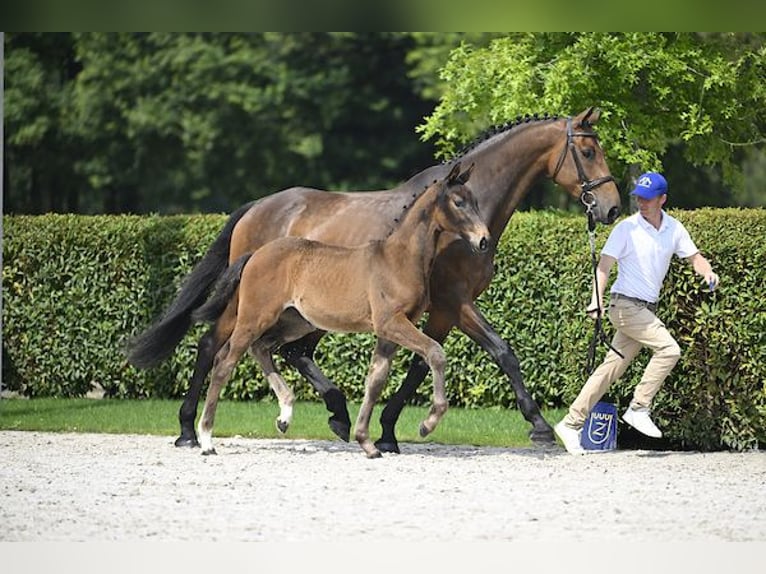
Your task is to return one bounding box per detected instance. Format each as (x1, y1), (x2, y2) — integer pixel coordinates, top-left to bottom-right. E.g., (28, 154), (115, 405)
(126, 107), (621, 453)
(191, 164), (489, 458)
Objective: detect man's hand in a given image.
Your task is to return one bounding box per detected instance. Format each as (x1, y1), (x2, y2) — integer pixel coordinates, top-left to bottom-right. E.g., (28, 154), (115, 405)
(705, 271), (720, 292)
(586, 305), (605, 319)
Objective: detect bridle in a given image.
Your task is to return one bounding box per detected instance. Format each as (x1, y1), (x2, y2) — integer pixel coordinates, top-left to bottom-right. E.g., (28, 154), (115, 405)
(551, 116), (623, 373)
(551, 116), (615, 230)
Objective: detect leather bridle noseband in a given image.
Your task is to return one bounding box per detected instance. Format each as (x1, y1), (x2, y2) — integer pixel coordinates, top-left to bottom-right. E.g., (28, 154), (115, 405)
(551, 116), (615, 220)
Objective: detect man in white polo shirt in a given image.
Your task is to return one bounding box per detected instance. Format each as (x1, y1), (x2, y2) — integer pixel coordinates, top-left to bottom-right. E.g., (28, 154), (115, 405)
(555, 172), (720, 455)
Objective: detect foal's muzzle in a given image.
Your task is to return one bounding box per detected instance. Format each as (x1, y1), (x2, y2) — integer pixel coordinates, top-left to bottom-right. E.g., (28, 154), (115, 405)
(468, 232), (490, 253)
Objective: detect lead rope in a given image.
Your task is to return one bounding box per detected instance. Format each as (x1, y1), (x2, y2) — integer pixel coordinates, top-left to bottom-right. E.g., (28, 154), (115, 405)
(584, 204), (624, 376)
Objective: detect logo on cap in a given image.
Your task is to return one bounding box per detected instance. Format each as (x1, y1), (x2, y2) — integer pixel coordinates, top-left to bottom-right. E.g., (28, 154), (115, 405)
(637, 176), (653, 188)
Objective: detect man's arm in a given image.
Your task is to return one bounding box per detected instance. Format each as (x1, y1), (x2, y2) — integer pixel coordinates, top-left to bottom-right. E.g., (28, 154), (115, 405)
(687, 252), (719, 290)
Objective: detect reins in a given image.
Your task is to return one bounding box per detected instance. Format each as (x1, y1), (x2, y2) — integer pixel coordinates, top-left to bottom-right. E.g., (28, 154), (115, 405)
(583, 201), (624, 375)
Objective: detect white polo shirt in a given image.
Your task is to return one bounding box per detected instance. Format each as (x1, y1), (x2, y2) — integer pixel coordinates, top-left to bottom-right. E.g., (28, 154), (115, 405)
(602, 211), (699, 303)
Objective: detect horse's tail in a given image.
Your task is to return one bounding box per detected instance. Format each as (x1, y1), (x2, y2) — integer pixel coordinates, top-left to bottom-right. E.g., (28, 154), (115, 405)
(192, 253), (252, 324)
(125, 201), (255, 369)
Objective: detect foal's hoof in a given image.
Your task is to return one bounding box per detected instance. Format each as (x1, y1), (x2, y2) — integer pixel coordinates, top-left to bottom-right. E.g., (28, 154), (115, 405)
(366, 450), (383, 459)
(174, 434), (200, 448)
(328, 418), (351, 442)
(419, 423), (432, 438)
(276, 419), (290, 434)
(201, 448), (217, 456)
(374, 439), (400, 454)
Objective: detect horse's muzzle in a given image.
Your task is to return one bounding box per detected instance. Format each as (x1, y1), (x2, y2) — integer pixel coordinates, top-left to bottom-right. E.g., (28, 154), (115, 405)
(464, 229), (490, 253)
(469, 235), (490, 253)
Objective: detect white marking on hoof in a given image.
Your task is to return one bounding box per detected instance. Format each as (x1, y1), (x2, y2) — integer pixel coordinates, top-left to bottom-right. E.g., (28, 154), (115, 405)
(280, 404), (293, 426)
(198, 432), (214, 454)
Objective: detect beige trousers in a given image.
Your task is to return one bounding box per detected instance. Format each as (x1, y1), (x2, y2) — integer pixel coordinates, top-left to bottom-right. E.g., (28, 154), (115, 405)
(564, 297), (682, 429)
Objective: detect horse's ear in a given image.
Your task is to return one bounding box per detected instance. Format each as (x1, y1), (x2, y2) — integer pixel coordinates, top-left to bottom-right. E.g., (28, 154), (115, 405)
(446, 162), (462, 184)
(577, 106), (601, 128)
(457, 162), (475, 184)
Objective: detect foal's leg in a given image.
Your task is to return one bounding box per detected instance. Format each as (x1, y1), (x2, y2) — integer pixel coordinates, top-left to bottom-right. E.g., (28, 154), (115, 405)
(354, 339), (398, 458)
(376, 312), (453, 454)
(178, 310), (240, 448)
(197, 332), (252, 455)
(377, 315), (450, 439)
(251, 344), (295, 434)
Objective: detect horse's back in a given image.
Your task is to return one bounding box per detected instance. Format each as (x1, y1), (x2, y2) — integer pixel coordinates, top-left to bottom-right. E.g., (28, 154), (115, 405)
(229, 185), (413, 262)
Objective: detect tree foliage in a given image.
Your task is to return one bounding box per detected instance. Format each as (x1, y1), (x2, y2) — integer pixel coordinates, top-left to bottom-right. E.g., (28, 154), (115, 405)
(420, 32), (766, 205)
(4, 33), (766, 214)
(4, 32), (438, 214)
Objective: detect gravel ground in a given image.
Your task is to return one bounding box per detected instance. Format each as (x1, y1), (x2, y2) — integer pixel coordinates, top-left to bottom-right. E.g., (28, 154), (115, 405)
(1, 430), (765, 543)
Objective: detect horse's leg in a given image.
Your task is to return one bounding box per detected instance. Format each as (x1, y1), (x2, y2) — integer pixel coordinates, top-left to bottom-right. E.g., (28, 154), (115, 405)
(251, 344), (295, 434)
(375, 312), (454, 454)
(377, 315), (450, 440)
(197, 333), (251, 455)
(354, 339), (398, 459)
(176, 325), (227, 448)
(278, 331), (351, 442)
(457, 302), (554, 444)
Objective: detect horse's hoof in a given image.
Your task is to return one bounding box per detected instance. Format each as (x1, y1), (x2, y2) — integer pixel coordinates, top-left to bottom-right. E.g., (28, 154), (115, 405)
(201, 448), (217, 456)
(276, 419), (289, 434)
(328, 418), (351, 442)
(529, 427), (555, 445)
(174, 435), (200, 448)
(366, 450), (383, 459)
(374, 439), (400, 454)
(419, 423), (431, 438)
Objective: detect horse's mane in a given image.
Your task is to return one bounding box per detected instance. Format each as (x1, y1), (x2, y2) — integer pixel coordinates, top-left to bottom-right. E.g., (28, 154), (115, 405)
(449, 112), (560, 162)
(391, 113), (560, 230)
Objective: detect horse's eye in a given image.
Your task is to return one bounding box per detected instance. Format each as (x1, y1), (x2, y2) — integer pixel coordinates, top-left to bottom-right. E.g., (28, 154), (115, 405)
(581, 147), (595, 160)
(453, 199), (465, 208)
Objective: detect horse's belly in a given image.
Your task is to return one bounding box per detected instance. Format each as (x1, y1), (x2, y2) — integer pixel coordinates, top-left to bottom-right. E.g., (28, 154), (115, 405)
(291, 299), (372, 334)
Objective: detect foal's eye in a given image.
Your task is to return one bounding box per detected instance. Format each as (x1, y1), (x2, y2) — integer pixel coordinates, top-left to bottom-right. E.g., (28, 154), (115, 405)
(453, 199), (465, 208)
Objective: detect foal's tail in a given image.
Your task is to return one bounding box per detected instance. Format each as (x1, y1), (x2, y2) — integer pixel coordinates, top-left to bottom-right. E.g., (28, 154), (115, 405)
(125, 201), (255, 369)
(192, 253), (253, 324)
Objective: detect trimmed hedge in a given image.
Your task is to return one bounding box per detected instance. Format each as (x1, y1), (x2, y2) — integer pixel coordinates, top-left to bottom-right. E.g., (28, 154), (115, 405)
(3, 208), (764, 451)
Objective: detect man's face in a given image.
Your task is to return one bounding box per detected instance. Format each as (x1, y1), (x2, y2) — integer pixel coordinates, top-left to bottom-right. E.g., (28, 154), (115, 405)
(635, 193), (667, 216)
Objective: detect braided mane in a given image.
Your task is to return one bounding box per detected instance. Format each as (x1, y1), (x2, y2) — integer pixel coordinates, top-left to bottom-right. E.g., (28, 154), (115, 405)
(448, 112), (560, 162)
(392, 113), (560, 229)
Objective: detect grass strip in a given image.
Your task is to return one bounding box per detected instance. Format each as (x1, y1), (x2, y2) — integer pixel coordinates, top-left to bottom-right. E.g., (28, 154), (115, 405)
(0, 398), (565, 448)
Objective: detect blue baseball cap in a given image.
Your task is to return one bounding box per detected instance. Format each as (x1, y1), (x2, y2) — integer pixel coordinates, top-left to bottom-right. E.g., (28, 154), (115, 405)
(630, 172), (668, 199)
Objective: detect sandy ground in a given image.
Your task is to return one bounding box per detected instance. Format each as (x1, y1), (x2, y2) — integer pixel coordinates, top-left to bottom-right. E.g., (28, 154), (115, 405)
(2, 430), (765, 545)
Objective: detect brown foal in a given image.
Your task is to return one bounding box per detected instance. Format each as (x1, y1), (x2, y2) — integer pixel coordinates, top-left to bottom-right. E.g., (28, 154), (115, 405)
(194, 163), (490, 458)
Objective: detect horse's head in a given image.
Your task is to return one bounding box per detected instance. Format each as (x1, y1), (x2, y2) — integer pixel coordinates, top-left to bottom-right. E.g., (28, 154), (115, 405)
(549, 107), (621, 225)
(437, 162), (491, 253)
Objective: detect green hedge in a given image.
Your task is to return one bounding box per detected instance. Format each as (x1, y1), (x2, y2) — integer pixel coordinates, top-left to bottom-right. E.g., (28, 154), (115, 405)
(3, 208), (764, 451)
